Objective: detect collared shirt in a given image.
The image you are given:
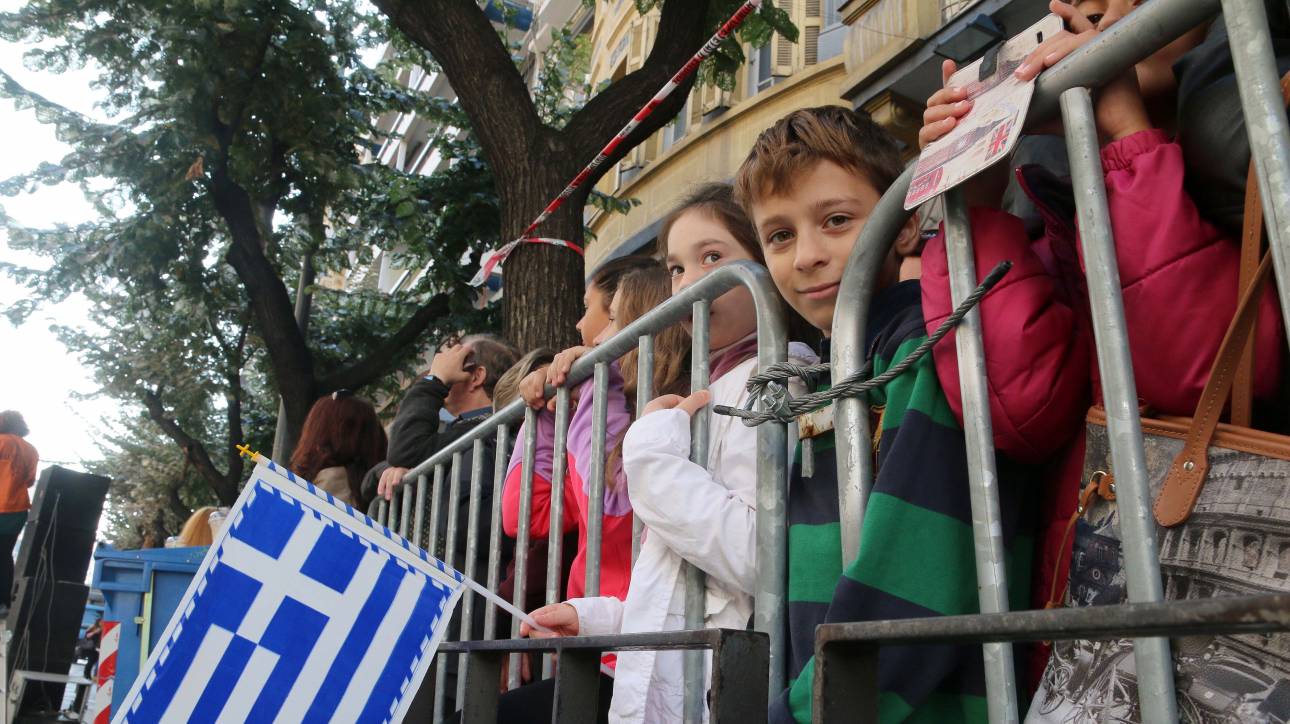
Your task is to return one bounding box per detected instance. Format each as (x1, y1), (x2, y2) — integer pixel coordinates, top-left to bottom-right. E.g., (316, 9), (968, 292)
(452, 406), (492, 426)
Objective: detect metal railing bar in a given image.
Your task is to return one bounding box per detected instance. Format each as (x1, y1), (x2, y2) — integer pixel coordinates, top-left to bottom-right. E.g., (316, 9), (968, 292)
(434, 451), (466, 723)
(633, 334), (654, 565)
(683, 299), (712, 724)
(1060, 86), (1177, 722)
(427, 465), (445, 559)
(414, 473), (428, 549)
(376, 498), (389, 528)
(1222, 0), (1290, 350)
(457, 438), (487, 704)
(484, 424), (510, 642)
(543, 387), (572, 679)
(941, 188), (1018, 723)
(509, 409), (538, 689)
(814, 592), (1290, 647)
(439, 627), (761, 654)
(399, 473), (414, 539)
(585, 362), (610, 598)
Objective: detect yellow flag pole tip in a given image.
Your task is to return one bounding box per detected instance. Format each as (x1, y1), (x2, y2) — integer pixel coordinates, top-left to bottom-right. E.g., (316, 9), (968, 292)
(235, 444), (262, 462)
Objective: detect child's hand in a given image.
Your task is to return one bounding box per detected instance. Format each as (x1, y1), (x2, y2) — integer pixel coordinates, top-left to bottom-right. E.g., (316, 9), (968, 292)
(520, 603), (579, 638)
(642, 390), (712, 417)
(519, 366), (551, 409)
(919, 59), (972, 149)
(546, 346), (593, 389)
(1016, 1), (1149, 142)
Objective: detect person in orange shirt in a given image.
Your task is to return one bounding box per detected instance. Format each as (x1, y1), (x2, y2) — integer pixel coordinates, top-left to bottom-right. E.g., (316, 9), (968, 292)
(0, 411), (38, 608)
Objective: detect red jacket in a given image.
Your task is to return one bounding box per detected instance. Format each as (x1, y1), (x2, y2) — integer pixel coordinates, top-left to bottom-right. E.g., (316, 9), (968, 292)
(921, 129), (1285, 688)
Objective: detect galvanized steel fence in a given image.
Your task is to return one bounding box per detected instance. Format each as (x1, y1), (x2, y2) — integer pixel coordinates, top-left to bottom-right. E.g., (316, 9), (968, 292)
(371, 0), (1290, 719)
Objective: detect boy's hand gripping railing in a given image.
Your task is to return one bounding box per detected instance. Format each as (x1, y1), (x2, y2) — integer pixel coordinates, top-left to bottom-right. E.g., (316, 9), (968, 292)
(378, 261), (790, 719)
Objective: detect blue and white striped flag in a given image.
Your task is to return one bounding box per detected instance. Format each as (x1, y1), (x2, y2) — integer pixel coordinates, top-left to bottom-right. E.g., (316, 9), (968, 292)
(114, 458), (466, 724)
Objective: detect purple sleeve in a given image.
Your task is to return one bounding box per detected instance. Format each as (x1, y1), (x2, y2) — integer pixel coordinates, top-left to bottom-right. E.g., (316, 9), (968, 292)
(507, 408), (557, 481)
(565, 362), (633, 516)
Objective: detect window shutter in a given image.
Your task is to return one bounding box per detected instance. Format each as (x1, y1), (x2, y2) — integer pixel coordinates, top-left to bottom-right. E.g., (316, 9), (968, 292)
(806, 0), (821, 16)
(805, 25), (820, 65)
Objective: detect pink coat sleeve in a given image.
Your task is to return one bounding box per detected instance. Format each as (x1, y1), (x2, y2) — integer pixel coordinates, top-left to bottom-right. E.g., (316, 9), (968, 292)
(1090, 129), (1284, 414)
(501, 411), (576, 539)
(922, 207), (1091, 463)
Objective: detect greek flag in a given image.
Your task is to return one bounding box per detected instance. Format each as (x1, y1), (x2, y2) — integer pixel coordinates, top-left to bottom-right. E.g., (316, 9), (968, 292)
(114, 458), (465, 724)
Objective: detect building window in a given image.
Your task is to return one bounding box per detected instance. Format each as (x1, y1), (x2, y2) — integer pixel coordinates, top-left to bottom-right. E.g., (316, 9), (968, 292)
(825, 0), (842, 26)
(1244, 535), (1262, 569)
(756, 42), (773, 92)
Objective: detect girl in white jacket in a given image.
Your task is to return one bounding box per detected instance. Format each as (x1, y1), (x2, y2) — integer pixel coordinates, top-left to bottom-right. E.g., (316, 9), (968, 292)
(520, 183), (814, 724)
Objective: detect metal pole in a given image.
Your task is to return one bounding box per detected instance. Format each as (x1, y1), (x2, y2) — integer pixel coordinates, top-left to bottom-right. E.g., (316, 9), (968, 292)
(1061, 87), (1177, 723)
(1222, 0), (1290, 351)
(941, 188), (1019, 723)
(428, 465), (445, 559)
(633, 335), (655, 565)
(400, 475), (414, 539)
(434, 451), (465, 723)
(751, 301), (790, 699)
(457, 439), (486, 703)
(585, 363), (611, 598)
(683, 300), (711, 724)
(414, 473), (428, 549)
(830, 167), (915, 567)
(484, 425), (510, 641)
(377, 499), (389, 528)
(543, 388), (572, 679)
(509, 411), (538, 689)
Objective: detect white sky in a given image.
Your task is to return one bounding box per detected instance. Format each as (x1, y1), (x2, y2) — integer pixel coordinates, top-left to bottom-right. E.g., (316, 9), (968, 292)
(0, 4), (121, 474)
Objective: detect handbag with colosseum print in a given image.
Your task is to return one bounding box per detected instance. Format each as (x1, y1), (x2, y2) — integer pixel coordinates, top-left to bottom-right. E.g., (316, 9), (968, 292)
(1029, 110), (1290, 722)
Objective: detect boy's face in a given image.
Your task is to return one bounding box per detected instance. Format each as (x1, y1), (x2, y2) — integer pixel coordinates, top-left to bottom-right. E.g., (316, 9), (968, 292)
(750, 160), (886, 334)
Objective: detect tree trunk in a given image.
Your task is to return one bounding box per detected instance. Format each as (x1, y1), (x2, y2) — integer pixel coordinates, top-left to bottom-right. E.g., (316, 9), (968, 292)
(499, 154), (586, 352)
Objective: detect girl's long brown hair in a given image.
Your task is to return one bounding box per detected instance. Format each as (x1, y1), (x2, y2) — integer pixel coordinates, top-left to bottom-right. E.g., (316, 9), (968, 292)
(291, 393), (389, 507)
(609, 264), (691, 486)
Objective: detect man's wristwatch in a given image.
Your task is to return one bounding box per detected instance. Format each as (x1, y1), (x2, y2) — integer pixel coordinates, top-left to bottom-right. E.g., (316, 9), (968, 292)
(422, 374), (440, 385)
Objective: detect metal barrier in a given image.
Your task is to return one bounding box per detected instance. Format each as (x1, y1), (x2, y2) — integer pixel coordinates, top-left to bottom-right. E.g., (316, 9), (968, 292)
(365, 0), (1290, 719)
(375, 261), (788, 722)
(829, 0), (1290, 720)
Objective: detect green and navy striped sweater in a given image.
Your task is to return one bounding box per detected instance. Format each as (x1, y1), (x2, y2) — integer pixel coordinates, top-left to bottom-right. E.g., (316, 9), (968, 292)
(772, 280), (1034, 723)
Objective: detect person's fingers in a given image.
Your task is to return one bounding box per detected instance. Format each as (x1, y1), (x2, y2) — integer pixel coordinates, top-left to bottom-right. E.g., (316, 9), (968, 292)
(674, 390), (712, 418)
(919, 117), (958, 149)
(642, 394), (685, 416)
(1053, 0), (1095, 32)
(922, 99), (972, 127)
(940, 58), (957, 87)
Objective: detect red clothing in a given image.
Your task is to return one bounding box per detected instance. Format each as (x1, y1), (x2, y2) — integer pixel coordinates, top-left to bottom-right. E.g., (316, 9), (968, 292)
(921, 129), (1285, 689)
(501, 453), (633, 603)
(0, 434), (37, 514)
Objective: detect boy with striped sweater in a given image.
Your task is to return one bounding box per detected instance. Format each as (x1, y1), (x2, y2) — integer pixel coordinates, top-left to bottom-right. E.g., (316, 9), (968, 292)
(734, 106), (1044, 723)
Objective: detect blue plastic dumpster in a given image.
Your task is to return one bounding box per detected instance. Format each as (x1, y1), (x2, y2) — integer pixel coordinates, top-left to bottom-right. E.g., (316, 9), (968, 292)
(92, 544), (206, 714)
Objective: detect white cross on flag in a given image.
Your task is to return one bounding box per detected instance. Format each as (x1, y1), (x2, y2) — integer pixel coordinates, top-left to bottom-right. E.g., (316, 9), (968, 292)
(114, 457), (466, 723)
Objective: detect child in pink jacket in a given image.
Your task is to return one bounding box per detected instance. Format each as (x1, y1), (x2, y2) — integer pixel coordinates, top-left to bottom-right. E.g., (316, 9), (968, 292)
(919, 0), (1285, 688)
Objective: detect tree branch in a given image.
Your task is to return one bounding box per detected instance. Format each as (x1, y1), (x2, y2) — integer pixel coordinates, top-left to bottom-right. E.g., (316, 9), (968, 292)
(562, 1), (714, 169)
(141, 389), (239, 505)
(318, 292), (451, 392)
(373, 0), (541, 189)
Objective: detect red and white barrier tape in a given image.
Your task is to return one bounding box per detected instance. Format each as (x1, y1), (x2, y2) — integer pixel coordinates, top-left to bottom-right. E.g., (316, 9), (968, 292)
(468, 0), (763, 288)
(91, 621), (119, 724)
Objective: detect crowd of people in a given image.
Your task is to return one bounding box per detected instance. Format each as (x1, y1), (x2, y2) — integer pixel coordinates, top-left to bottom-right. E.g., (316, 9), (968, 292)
(267, 1), (1290, 721)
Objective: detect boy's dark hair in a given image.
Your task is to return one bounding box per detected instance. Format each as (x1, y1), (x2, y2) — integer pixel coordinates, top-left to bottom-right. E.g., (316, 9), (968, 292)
(0, 411), (28, 438)
(588, 256), (659, 311)
(734, 105), (903, 211)
(461, 334), (520, 399)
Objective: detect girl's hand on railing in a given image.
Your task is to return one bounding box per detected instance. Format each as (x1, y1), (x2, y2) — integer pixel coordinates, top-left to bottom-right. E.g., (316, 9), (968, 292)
(546, 345), (593, 389)
(520, 366), (551, 409)
(520, 603), (580, 638)
(919, 59), (970, 150)
(378, 466), (411, 501)
(642, 390), (712, 418)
